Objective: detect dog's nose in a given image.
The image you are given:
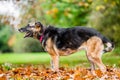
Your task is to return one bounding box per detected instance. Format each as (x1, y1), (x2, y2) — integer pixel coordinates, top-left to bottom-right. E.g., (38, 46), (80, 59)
(18, 28), (23, 32)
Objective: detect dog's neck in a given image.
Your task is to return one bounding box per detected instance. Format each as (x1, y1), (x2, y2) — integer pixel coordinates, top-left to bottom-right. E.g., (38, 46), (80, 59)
(37, 26), (46, 42)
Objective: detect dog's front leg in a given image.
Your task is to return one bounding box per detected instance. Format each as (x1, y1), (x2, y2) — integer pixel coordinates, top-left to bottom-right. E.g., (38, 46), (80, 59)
(50, 55), (59, 71)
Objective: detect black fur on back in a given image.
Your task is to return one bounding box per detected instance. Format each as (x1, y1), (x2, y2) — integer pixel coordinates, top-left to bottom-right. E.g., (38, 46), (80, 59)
(42, 26), (111, 50)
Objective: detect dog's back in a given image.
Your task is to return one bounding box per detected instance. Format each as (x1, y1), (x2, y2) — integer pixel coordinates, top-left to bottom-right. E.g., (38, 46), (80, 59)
(42, 26), (114, 52)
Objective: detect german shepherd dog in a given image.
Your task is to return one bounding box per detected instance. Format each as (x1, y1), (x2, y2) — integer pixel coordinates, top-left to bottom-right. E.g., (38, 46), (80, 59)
(19, 22), (114, 74)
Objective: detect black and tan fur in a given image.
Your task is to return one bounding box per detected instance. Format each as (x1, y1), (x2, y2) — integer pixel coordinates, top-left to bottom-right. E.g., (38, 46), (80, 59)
(19, 22), (114, 74)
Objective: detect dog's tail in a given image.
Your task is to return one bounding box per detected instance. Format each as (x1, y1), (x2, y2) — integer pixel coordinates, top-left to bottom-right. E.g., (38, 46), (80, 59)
(102, 36), (114, 53)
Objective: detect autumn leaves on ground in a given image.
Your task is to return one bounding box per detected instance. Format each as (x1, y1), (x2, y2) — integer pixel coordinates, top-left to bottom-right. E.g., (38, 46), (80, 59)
(0, 53), (120, 80)
(0, 65), (120, 80)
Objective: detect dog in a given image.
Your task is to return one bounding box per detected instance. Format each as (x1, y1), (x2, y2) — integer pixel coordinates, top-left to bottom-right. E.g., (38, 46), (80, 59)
(19, 22), (114, 74)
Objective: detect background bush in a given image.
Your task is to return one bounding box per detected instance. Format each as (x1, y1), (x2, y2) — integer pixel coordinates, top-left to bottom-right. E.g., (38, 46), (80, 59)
(13, 37), (44, 53)
(0, 23), (13, 53)
(21, 0), (92, 27)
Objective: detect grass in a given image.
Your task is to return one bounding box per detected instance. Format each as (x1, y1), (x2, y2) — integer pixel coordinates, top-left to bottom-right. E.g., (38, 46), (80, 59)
(0, 51), (120, 68)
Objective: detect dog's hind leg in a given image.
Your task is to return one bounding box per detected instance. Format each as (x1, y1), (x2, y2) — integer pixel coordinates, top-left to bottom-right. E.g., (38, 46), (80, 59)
(87, 52), (106, 73)
(86, 53), (95, 70)
(86, 53), (96, 75)
(86, 36), (106, 74)
(86, 52), (97, 75)
(93, 56), (106, 73)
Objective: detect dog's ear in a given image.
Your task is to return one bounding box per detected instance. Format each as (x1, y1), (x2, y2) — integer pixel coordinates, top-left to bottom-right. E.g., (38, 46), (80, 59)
(35, 22), (44, 33)
(35, 22), (43, 28)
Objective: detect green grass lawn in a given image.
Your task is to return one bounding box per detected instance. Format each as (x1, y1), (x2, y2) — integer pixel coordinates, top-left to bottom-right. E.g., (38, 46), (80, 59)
(0, 51), (120, 68)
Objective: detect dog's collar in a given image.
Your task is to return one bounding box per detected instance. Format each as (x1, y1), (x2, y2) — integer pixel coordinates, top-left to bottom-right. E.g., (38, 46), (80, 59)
(39, 29), (45, 43)
(39, 27), (46, 43)
(39, 34), (44, 42)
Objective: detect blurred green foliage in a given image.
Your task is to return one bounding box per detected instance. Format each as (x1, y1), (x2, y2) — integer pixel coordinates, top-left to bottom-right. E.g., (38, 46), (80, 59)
(0, 0), (120, 54)
(89, 0), (120, 45)
(13, 38), (44, 53)
(21, 0), (92, 27)
(88, 0), (120, 55)
(0, 23), (13, 52)
(41, 0), (92, 27)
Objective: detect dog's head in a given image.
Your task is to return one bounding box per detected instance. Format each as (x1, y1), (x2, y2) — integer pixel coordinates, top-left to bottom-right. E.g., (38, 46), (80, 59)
(19, 22), (44, 38)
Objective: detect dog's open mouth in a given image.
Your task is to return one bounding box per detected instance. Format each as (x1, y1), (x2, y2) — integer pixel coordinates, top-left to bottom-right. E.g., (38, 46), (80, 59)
(18, 28), (33, 38)
(24, 32), (32, 38)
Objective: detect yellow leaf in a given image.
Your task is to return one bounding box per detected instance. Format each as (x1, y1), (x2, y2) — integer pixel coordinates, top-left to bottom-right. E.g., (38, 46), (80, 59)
(52, 8), (58, 13)
(96, 5), (105, 11)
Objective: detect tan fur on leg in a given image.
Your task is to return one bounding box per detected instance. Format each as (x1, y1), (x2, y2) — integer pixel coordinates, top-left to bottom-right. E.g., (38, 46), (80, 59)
(51, 55), (59, 71)
(86, 36), (106, 73)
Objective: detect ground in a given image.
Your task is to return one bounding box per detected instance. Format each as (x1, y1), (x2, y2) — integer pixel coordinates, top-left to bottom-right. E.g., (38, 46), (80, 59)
(0, 65), (120, 80)
(0, 52), (120, 79)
